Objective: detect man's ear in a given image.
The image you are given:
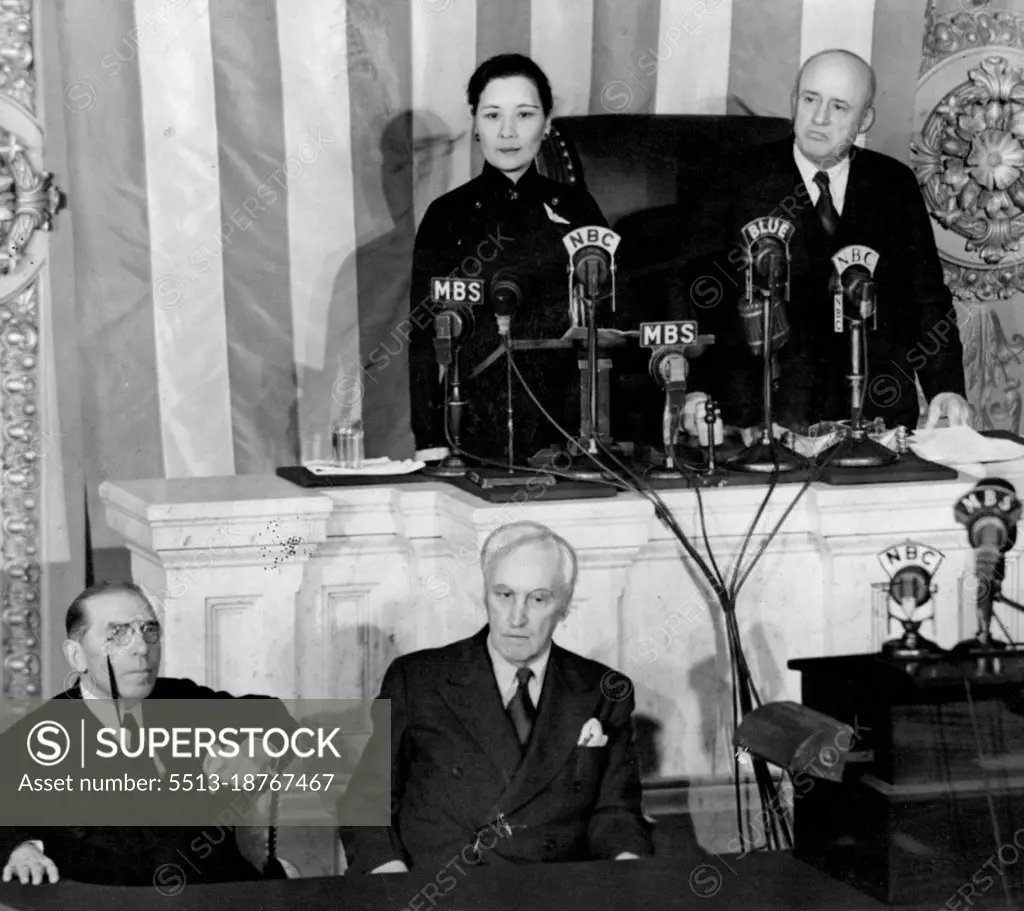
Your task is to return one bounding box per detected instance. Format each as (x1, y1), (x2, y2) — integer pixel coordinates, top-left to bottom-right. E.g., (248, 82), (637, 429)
(62, 638), (85, 674)
(859, 105), (875, 135)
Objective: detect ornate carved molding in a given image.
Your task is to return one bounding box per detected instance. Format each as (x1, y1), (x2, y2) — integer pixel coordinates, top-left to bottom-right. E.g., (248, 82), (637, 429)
(0, 0), (34, 116)
(962, 303), (1024, 431)
(2, 280), (41, 698)
(0, 0), (65, 705)
(913, 9), (1024, 301)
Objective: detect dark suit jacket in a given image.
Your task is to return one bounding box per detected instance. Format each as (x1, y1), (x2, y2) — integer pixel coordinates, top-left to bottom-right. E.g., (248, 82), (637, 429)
(674, 136), (965, 430)
(337, 626), (653, 872)
(0, 677), (294, 885)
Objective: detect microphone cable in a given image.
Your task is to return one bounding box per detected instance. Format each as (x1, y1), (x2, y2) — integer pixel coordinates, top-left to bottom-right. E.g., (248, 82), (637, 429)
(510, 344), (800, 851)
(507, 350), (797, 849)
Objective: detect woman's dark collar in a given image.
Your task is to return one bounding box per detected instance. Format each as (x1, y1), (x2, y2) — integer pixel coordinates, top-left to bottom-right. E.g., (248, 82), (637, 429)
(479, 161), (544, 197)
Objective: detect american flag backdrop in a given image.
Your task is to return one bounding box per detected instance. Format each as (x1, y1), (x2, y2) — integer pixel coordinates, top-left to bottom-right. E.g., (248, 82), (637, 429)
(49, 0), (931, 549)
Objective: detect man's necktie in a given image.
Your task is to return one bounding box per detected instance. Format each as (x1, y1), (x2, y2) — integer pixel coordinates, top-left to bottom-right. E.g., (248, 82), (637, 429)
(121, 713), (140, 752)
(507, 667), (536, 747)
(814, 170), (838, 237)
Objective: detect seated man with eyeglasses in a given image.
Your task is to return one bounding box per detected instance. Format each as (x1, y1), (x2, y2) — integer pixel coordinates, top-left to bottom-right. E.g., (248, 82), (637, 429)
(0, 581), (297, 887)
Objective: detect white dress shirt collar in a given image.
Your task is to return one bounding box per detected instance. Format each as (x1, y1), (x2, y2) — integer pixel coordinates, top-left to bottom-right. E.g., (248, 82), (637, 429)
(793, 142), (852, 216)
(486, 635), (551, 709)
(80, 676), (144, 729)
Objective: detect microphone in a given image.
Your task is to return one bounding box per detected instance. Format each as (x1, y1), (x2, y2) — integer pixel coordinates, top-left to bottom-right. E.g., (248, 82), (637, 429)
(575, 248), (610, 302)
(430, 276), (482, 366)
(433, 308), (474, 367)
(561, 226), (622, 316)
(490, 270), (522, 338)
(739, 225), (793, 358)
(838, 265), (877, 326)
(649, 347), (689, 408)
(954, 478), (1022, 650)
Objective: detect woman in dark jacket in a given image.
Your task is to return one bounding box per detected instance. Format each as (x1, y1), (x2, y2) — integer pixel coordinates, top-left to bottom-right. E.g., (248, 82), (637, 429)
(408, 54), (608, 464)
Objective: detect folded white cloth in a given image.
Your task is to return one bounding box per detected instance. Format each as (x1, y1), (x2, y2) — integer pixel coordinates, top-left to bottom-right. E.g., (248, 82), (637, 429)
(304, 457), (425, 476)
(909, 426), (1024, 466)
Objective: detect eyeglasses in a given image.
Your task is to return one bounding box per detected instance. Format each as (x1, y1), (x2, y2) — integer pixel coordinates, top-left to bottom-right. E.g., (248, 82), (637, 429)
(105, 621), (161, 648)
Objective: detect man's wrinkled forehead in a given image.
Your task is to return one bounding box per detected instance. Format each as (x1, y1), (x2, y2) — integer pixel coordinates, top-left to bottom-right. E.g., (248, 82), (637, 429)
(488, 538), (564, 585)
(797, 55), (872, 109)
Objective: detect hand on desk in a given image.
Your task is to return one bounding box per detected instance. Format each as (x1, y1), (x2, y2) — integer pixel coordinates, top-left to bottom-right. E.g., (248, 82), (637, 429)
(370, 860), (410, 874)
(2, 842), (59, 885)
(615, 852), (640, 860)
(924, 392), (971, 429)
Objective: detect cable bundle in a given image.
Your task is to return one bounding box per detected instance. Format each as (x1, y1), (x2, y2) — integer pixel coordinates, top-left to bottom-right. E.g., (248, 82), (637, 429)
(439, 343), (875, 855)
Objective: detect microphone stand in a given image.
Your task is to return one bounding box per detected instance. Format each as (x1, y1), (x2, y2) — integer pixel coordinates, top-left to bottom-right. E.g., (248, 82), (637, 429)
(423, 349), (469, 478)
(954, 554), (1012, 653)
(566, 294), (605, 480)
(565, 291), (619, 482)
(504, 324), (514, 471)
(729, 284), (803, 473)
(819, 305), (896, 468)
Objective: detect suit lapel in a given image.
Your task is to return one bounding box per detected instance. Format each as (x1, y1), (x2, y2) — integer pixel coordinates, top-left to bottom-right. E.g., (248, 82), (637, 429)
(437, 631), (523, 785)
(491, 646), (598, 819)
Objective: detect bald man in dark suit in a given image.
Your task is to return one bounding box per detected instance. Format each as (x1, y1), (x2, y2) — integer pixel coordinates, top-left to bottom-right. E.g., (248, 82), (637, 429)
(678, 49), (968, 435)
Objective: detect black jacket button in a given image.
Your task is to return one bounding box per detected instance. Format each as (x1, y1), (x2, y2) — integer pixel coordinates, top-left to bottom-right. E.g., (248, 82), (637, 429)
(452, 766), (463, 778)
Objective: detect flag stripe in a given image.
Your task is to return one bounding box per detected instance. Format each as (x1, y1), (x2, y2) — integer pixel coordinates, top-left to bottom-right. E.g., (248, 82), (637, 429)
(209, 0), (299, 474)
(590, 0), (662, 115)
(799, 0), (876, 65)
(411, 0), (477, 222)
(653, 0), (735, 114)
(277, 0), (358, 461)
(473, 0), (532, 176)
(347, 0), (418, 460)
(62, 1), (164, 547)
(531, 0), (594, 117)
(54, 0), (941, 553)
(869, 0), (929, 164)
(135, 0), (233, 479)
(727, 0), (802, 117)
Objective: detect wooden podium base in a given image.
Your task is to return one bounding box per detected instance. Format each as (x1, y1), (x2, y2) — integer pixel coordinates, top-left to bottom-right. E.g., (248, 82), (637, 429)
(789, 651), (1024, 906)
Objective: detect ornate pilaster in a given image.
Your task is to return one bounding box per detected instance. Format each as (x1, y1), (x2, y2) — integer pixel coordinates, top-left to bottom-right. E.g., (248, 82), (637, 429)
(912, 8), (1024, 431)
(0, 0), (65, 704)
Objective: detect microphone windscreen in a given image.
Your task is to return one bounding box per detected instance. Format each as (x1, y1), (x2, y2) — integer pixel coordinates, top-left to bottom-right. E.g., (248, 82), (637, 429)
(490, 270), (523, 317)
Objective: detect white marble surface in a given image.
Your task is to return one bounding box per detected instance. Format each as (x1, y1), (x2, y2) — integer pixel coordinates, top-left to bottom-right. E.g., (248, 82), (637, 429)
(100, 461), (1024, 788)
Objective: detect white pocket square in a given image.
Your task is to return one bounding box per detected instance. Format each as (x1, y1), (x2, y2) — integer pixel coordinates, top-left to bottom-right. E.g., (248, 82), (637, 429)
(577, 718), (608, 747)
(544, 202), (570, 225)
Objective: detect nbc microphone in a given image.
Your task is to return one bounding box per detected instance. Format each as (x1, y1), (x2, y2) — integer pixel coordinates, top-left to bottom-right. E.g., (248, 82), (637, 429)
(954, 478), (1022, 650)
(562, 226), (622, 315)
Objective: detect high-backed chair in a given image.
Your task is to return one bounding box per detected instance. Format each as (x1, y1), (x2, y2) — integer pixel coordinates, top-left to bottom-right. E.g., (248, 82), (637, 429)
(536, 115), (793, 442)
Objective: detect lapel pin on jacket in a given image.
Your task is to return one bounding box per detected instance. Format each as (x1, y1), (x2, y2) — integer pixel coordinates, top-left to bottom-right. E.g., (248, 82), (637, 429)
(544, 201), (570, 225)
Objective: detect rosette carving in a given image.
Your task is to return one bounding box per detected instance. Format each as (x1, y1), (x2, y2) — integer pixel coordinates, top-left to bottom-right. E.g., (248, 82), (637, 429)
(913, 56), (1024, 273)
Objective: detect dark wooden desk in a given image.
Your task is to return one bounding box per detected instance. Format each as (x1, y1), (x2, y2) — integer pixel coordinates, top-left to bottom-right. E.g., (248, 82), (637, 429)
(0, 852), (1004, 911)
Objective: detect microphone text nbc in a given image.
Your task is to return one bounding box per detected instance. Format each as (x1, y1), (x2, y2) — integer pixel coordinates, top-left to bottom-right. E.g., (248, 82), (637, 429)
(94, 726), (342, 760)
(561, 226), (621, 256)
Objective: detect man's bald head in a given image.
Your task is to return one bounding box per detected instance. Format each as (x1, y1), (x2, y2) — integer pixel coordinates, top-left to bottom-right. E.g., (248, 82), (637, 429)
(792, 49), (876, 167)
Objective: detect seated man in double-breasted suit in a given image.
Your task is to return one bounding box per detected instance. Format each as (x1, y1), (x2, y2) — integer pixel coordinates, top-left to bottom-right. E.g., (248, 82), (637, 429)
(337, 521), (654, 873)
(0, 581), (296, 887)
